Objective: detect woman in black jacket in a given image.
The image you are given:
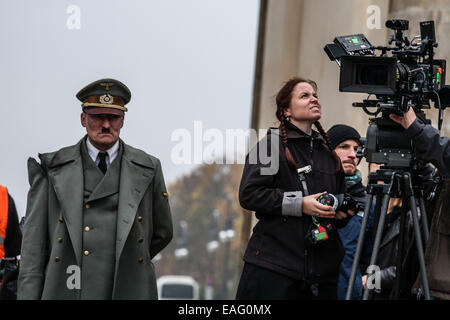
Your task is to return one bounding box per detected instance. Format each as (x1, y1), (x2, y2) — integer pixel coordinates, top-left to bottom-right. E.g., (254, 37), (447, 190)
(236, 77), (353, 300)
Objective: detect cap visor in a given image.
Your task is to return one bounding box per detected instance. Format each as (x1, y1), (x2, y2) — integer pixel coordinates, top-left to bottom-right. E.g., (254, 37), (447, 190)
(83, 107), (124, 116)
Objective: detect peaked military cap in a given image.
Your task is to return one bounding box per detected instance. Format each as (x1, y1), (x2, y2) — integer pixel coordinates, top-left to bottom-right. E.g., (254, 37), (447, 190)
(76, 78), (131, 115)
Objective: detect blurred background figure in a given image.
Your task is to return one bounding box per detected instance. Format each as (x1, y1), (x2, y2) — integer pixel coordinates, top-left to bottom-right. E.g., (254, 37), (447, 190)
(412, 177), (450, 300)
(327, 124), (369, 300)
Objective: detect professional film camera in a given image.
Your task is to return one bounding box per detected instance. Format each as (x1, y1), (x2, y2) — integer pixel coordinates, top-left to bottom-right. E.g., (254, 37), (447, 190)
(324, 20), (449, 300)
(325, 19), (450, 168)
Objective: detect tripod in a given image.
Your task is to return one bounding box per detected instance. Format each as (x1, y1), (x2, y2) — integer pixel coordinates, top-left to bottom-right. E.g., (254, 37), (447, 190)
(345, 168), (431, 300)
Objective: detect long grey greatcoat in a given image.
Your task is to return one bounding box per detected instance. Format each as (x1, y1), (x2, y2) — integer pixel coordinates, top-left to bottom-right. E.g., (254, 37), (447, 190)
(17, 137), (173, 300)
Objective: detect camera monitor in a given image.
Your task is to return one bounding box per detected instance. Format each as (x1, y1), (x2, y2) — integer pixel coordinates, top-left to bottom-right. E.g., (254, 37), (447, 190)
(420, 20), (435, 42)
(339, 56), (397, 95)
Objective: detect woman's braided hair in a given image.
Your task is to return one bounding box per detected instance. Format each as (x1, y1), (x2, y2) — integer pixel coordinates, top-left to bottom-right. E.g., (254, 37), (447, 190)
(275, 77), (340, 172)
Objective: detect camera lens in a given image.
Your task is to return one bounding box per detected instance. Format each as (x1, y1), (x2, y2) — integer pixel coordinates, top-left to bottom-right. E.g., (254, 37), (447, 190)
(357, 65), (389, 86)
(317, 193), (338, 211)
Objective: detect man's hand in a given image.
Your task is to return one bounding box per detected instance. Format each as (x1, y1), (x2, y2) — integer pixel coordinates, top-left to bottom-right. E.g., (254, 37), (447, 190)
(362, 275), (367, 289)
(389, 107), (417, 129)
(302, 192), (336, 218)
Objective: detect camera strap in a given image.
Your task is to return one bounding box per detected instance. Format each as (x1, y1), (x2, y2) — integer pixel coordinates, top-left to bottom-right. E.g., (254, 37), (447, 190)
(297, 165), (323, 227)
(297, 165), (312, 196)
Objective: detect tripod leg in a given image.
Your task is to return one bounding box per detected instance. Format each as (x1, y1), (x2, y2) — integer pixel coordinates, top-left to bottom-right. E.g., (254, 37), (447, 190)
(363, 193), (391, 300)
(345, 193), (373, 300)
(408, 195), (431, 300)
(419, 197), (430, 243)
(401, 172), (431, 300)
(391, 195), (409, 299)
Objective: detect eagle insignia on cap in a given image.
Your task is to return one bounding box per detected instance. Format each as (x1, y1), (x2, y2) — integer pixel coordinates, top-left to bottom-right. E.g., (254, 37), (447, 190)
(99, 94), (114, 104)
(100, 82), (115, 91)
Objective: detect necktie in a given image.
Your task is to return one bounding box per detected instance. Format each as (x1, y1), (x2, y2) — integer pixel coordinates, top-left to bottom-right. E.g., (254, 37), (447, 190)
(98, 152), (108, 174)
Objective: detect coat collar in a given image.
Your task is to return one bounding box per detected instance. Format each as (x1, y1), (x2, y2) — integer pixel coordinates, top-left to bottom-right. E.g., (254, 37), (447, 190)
(46, 136), (156, 169)
(44, 136), (156, 266)
(267, 123), (325, 143)
(115, 142), (155, 263)
(45, 139), (83, 169)
(284, 120), (321, 140)
(83, 139), (122, 203)
(45, 139), (84, 265)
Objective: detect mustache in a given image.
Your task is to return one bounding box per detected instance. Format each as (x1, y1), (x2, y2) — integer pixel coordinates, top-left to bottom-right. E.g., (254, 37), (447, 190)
(101, 128), (111, 133)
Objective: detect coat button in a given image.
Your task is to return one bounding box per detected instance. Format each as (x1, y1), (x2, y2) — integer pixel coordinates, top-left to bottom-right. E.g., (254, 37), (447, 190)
(58, 217), (64, 223)
(85, 204), (90, 209)
(84, 226), (91, 232)
(138, 257), (144, 263)
(57, 237), (63, 243)
(84, 250), (90, 256)
(138, 216), (143, 222)
(55, 256), (61, 262)
(138, 238), (144, 243)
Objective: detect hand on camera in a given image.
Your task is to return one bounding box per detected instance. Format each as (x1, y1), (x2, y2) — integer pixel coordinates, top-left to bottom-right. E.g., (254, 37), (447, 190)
(335, 210), (352, 219)
(389, 107), (417, 129)
(302, 192), (336, 218)
(362, 275), (367, 289)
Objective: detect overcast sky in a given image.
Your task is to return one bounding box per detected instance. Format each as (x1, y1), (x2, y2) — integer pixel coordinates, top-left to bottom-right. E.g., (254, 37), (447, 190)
(0, 0), (259, 217)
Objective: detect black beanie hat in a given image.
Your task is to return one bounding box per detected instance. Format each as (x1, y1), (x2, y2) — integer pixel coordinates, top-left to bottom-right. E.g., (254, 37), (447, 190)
(327, 124), (361, 150)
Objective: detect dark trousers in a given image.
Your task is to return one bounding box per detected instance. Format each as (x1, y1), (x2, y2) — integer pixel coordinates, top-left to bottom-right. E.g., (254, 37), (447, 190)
(236, 263), (337, 300)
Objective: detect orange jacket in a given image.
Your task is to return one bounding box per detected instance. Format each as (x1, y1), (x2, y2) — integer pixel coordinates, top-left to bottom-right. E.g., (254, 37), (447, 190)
(0, 185), (8, 259)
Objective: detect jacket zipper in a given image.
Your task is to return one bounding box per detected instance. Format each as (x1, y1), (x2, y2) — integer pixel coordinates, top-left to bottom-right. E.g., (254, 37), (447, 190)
(304, 137), (315, 281)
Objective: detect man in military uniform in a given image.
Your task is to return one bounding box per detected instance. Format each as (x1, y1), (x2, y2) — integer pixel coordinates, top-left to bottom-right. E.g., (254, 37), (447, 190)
(17, 78), (173, 300)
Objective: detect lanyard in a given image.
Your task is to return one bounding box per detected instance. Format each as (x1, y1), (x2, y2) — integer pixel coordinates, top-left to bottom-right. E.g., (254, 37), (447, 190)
(297, 165), (312, 196)
(297, 165), (320, 226)
(291, 137), (318, 224)
(292, 136), (315, 194)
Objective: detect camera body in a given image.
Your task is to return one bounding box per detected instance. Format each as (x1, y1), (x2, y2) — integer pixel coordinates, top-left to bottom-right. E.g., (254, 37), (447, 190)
(305, 193), (360, 246)
(325, 20), (447, 106)
(339, 193), (361, 214)
(317, 192), (361, 213)
(325, 19), (449, 168)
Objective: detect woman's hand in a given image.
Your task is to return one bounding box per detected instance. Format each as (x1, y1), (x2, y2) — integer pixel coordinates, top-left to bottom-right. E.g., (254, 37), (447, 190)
(362, 275), (367, 289)
(335, 209), (355, 219)
(302, 192), (336, 218)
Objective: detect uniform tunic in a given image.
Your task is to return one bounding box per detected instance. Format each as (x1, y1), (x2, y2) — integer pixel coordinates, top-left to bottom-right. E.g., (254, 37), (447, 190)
(80, 140), (121, 299)
(18, 137), (173, 300)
